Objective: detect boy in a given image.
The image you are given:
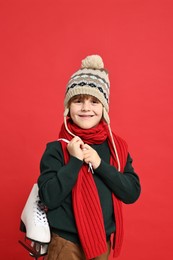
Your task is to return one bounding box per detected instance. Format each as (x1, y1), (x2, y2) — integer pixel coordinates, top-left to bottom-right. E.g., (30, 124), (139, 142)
(38, 55), (141, 260)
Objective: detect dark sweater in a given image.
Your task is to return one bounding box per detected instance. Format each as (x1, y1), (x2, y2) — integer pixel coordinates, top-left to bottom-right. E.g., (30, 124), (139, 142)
(38, 140), (141, 244)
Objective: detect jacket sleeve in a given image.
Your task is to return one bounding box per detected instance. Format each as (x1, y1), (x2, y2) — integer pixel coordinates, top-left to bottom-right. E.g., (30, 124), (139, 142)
(37, 141), (83, 209)
(94, 153), (141, 204)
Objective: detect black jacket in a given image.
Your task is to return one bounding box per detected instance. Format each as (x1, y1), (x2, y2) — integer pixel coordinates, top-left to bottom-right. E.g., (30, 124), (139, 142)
(38, 140), (141, 243)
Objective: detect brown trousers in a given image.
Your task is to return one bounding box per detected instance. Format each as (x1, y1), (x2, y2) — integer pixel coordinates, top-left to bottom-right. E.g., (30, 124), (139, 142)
(45, 233), (111, 260)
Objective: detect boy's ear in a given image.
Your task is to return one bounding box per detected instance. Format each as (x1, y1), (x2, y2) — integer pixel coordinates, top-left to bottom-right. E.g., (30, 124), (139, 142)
(64, 107), (69, 117)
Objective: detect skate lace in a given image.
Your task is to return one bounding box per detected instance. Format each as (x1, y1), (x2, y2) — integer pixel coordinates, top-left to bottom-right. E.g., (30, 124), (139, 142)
(33, 195), (49, 226)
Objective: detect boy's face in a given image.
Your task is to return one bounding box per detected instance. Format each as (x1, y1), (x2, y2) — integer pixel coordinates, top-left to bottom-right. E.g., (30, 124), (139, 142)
(69, 95), (103, 129)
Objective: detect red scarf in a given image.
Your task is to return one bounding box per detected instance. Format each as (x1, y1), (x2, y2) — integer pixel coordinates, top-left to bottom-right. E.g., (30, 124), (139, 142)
(59, 119), (128, 259)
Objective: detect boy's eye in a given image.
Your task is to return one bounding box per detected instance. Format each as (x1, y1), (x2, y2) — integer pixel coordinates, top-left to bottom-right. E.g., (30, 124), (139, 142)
(74, 99), (82, 103)
(91, 99), (100, 104)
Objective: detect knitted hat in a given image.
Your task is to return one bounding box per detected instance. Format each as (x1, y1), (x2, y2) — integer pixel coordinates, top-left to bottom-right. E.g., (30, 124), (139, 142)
(64, 55), (110, 124)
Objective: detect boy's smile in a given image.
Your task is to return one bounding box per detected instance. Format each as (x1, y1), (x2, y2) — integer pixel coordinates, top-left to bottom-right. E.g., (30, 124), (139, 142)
(69, 95), (103, 129)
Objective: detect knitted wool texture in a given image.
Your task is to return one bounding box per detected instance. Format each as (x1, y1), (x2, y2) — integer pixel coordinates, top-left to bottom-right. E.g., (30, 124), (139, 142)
(59, 119), (128, 259)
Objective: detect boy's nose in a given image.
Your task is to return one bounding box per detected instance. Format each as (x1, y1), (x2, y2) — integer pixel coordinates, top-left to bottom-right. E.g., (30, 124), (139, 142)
(81, 101), (90, 111)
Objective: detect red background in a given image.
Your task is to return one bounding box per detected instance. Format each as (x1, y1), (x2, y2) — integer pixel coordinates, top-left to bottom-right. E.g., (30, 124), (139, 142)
(0, 0), (173, 259)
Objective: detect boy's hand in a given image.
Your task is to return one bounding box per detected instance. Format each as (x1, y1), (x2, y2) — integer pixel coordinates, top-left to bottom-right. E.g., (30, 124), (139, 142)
(81, 144), (101, 169)
(67, 136), (84, 161)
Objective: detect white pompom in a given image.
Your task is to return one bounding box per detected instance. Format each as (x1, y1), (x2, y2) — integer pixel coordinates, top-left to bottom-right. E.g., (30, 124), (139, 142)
(81, 55), (104, 69)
